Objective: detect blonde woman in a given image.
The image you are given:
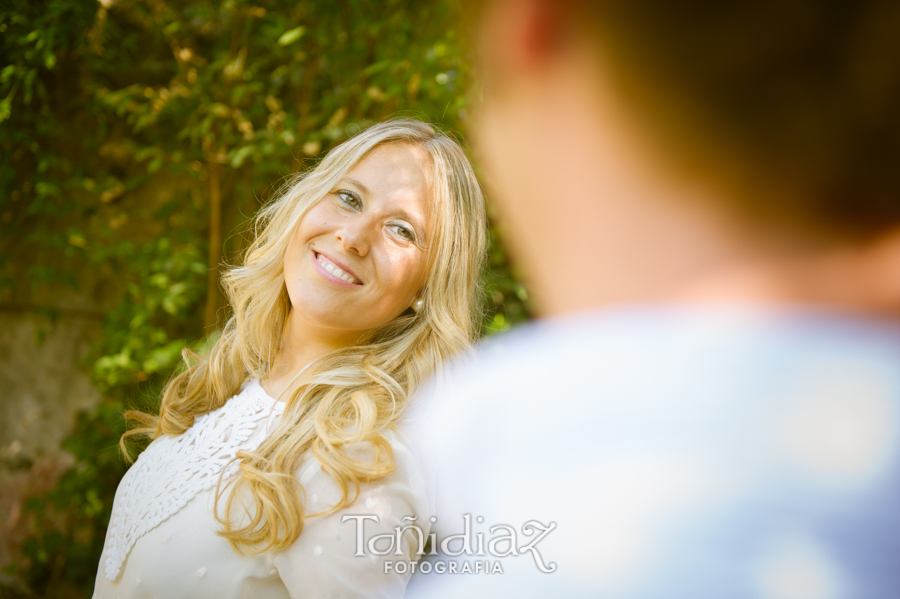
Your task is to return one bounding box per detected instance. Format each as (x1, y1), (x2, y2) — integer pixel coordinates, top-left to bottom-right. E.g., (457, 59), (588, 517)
(92, 119), (487, 599)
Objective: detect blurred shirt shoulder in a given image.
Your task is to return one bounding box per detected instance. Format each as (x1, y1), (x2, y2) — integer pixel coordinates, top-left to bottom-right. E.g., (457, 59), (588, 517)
(404, 306), (900, 599)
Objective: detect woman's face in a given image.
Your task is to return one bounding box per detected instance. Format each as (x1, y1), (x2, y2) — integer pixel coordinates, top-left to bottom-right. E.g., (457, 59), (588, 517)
(283, 142), (432, 340)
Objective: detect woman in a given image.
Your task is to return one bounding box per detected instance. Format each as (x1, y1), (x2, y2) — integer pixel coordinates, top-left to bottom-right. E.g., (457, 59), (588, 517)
(92, 118), (487, 599)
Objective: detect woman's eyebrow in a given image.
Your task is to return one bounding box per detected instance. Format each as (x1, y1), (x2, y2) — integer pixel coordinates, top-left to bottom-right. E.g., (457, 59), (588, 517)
(341, 177), (371, 196)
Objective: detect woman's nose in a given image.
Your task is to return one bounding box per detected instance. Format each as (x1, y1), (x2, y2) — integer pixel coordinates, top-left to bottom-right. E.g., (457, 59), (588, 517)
(335, 218), (371, 256)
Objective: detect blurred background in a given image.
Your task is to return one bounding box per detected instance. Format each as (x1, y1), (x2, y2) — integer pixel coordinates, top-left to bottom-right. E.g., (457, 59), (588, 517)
(0, 1), (529, 596)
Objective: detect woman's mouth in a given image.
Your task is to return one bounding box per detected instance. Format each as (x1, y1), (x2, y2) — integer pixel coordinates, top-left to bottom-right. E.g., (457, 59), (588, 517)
(313, 251), (363, 286)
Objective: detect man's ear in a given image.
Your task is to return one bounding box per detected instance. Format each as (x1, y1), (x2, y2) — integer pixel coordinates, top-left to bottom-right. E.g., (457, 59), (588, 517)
(479, 0), (567, 76)
(858, 227), (900, 313)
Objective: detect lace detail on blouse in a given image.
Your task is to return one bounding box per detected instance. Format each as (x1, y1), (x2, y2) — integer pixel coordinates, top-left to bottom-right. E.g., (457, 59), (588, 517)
(103, 379), (284, 581)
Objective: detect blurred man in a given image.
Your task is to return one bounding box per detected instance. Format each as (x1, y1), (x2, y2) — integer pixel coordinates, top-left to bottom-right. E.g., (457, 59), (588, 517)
(405, 1), (900, 598)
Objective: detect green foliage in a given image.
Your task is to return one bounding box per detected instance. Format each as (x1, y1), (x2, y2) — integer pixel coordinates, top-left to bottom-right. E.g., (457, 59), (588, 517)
(91, 237), (207, 389)
(0, 0), (530, 596)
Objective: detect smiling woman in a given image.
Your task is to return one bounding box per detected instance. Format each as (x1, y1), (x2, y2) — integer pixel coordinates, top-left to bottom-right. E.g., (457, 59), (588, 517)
(282, 143), (433, 345)
(91, 119), (488, 599)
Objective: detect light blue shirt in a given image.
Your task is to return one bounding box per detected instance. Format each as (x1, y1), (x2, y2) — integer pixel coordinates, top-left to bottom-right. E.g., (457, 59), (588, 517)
(405, 307), (900, 599)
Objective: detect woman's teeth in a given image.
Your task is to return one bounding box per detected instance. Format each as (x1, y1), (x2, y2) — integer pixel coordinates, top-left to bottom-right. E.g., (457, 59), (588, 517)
(317, 254), (357, 284)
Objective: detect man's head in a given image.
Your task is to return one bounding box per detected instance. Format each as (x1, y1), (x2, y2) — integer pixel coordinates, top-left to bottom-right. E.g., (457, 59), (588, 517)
(473, 0), (900, 316)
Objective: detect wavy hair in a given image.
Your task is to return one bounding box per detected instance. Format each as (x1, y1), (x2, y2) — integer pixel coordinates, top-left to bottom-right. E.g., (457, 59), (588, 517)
(123, 118), (488, 552)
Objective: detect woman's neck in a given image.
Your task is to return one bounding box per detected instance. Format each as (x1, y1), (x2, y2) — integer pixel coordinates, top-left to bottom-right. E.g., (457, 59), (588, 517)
(261, 308), (363, 401)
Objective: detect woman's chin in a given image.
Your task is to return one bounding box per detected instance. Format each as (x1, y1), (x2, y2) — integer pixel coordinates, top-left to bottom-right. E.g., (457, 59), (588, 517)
(287, 305), (365, 335)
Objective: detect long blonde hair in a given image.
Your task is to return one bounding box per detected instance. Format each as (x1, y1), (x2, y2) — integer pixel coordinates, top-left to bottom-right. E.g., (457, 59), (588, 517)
(124, 118), (488, 552)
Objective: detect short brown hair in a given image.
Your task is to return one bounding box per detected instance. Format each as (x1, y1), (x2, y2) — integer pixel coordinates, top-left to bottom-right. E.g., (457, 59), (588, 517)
(572, 0), (900, 240)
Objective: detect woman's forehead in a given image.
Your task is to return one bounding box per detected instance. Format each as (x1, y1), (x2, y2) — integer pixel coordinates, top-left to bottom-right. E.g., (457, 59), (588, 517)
(344, 143), (434, 214)
(349, 142), (432, 183)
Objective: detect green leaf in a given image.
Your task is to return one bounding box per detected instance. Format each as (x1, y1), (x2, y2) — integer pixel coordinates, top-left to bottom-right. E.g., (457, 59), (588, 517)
(229, 145), (256, 168)
(0, 95), (11, 123)
(362, 60), (391, 77)
(1, 64), (17, 83)
(277, 26), (306, 46)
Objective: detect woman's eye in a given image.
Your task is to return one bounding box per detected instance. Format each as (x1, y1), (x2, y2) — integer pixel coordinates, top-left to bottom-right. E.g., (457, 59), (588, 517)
(388, 224), (415, 242)
(336, 190), (361, 210)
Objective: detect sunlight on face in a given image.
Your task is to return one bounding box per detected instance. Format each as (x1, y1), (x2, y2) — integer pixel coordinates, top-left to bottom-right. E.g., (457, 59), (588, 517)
(283, 142), (432, 339)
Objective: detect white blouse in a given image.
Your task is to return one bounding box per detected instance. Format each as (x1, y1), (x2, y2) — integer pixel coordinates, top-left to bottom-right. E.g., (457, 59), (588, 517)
(93, 378), (430, 599)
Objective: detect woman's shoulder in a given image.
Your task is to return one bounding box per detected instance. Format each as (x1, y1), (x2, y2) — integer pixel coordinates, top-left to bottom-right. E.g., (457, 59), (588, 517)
(294, 425), (429, 514)
(297, 424), (425, 481)
(383, 426), (428, 502)
(273, 426), (431, 597)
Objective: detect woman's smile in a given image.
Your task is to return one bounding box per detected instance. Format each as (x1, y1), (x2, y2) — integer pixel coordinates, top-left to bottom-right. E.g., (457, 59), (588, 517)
(312, 250), (364, 286)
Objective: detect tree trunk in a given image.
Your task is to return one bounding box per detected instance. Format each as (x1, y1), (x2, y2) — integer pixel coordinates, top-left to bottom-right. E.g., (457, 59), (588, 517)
(204, 159), (222, 330)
